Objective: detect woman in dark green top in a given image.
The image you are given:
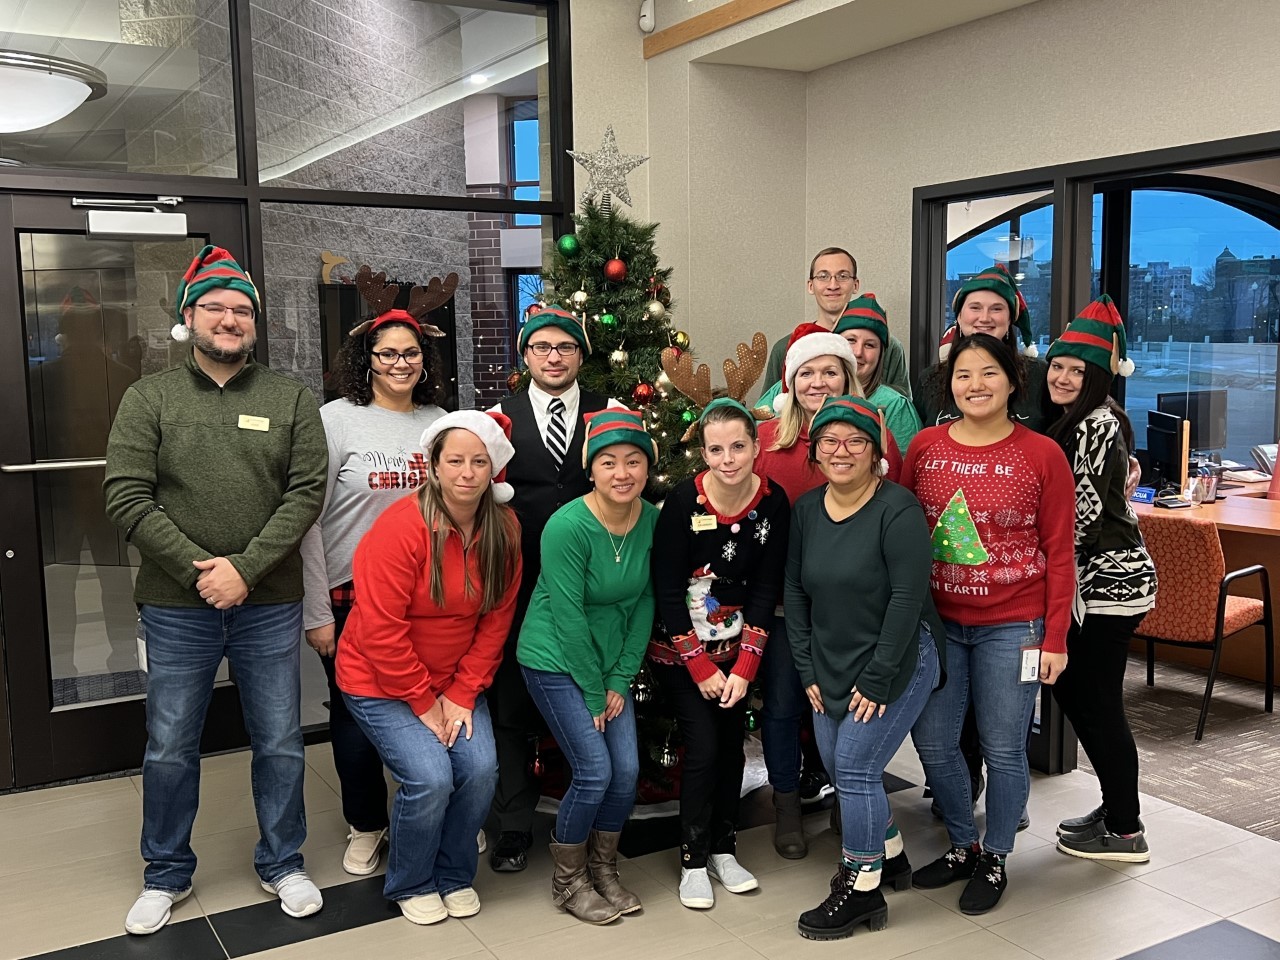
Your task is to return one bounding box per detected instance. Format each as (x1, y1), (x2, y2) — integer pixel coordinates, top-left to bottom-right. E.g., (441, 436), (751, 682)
(785, 396), (944, 942)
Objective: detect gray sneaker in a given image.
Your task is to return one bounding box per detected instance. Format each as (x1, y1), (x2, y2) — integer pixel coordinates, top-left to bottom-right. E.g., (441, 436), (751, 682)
(707, 853), (758, 893)
(679, 867), (714, 909)
(124, 887), (192, 935)
(1056, 823), (1150, 863)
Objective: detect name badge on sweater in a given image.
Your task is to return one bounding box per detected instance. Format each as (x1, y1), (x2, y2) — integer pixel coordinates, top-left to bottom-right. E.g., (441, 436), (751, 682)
(238, 414), (270, 431)
(691, 514), (717, 532)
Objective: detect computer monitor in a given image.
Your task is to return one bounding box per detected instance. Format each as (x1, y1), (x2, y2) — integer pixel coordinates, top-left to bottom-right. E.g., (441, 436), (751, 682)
(1156, 389), (1227, 453)
(1146, 409), (1183, 488)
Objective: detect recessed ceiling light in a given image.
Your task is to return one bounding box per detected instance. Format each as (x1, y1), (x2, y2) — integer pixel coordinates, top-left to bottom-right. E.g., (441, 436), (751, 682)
(470, 74), (488, 84)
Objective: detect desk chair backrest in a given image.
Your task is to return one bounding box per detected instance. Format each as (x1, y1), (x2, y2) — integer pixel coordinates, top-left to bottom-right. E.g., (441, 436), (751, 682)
(1136, 513), (1225, 643)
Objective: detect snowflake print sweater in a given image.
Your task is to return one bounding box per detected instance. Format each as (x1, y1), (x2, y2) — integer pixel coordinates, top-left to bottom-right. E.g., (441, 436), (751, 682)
(649, 472), (791, 682)
(901, 423), (1076, 653)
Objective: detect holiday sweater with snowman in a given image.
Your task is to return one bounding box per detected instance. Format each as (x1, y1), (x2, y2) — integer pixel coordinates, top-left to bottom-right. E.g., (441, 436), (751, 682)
(901, 423), (1076, 654)
(649, 472), (791, 683)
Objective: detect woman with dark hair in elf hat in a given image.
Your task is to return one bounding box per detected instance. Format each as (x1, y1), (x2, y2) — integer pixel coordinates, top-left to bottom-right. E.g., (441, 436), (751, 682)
(335, 411), (522, 925)
(650, 397), (791, 910)
(300, 281), (449, 878)
(1043, 296), (1157, 863)
(902, 333), (1075, 915)
(518, 409), (659, 924)
(787, 396), (944, 940)
(754, 325), (904, 860)
(914, 264), (1052, 432)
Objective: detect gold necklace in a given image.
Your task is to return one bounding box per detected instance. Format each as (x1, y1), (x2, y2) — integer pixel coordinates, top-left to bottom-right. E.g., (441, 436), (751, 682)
(595, 492), (636, 563)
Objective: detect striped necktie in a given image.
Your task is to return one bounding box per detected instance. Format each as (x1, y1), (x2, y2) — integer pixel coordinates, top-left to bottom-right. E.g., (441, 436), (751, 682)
(546, 397), (567, 468)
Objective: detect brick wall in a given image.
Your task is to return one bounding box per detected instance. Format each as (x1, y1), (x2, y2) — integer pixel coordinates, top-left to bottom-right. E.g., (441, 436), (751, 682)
(468, 185), (516, 407)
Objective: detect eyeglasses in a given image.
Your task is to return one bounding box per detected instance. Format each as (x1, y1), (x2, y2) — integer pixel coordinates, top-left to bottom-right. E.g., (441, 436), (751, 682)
(371, 349), (424, 365)
(816, 435), (871, 454)
(811, 272), (856, 284)
(196, 302), (255, 320)
(526, 342), (580, 357)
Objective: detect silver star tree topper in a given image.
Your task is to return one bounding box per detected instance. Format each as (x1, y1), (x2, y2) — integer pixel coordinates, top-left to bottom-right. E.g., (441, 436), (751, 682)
(567, 125), (649, 209)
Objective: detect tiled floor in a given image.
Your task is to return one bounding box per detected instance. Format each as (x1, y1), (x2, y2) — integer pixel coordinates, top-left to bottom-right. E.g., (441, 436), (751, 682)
(5, 742), (1280, 960)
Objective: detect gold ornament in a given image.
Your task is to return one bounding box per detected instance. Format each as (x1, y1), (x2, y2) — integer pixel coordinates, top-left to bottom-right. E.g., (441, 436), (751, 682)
(673, 330), (690, 350)
(646, 299), (666, 320)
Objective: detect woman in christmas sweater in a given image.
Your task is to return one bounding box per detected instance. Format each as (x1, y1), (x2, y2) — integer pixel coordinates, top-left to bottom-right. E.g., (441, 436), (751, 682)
(300, 305), (446, 878)
(786, 397), (944, 941)
(518, 409), (659, 925)
(902, 333), (1075, 916)
(650, 398), (791, 910)
(753, 327), (901, 859)
(1043, 297), (1157, 863)
(336, 411), (522, 925)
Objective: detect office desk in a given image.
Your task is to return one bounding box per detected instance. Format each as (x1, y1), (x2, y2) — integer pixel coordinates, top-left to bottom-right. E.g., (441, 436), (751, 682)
(1132, 482), (1279, 685)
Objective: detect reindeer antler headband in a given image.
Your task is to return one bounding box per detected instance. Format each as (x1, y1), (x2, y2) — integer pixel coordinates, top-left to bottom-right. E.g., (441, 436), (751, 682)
(347, 264), (455, 338)
(660, 332), (769, 440)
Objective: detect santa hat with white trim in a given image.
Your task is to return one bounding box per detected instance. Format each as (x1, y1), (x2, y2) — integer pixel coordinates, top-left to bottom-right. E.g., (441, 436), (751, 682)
(773, 324), (858, 414)
(420, 410), (516, 503)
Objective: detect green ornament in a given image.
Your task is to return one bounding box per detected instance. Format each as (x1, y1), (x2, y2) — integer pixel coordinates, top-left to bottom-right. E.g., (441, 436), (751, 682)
(681, 410), (696, 424)
(600, 313), (616, 326)
(557, 234), (580, 257)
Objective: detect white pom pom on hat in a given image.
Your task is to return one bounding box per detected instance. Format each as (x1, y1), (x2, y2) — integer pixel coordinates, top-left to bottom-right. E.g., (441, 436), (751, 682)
(171, 323), (191, 342)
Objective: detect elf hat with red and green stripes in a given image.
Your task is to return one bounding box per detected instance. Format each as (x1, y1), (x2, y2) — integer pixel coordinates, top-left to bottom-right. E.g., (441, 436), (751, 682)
(1047, 294), (1135, 377)
(174, 244), (260, 321)
(582, 408), (658, 469)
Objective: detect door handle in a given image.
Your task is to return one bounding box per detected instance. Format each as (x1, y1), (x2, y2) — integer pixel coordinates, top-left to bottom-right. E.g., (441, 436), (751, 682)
(0, 458), (107, 473)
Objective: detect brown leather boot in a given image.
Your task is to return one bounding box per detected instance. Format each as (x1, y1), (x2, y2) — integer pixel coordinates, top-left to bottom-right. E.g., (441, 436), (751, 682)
(773, 789), (807, 859)
(550, 838), (621, 924)
(587, 830), (642, 915)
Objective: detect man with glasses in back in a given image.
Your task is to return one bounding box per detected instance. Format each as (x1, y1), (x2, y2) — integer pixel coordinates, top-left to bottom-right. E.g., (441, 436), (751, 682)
(486, 305), (623, 872)
(105, 245), (328, 935)
(763, 247), (912, 399)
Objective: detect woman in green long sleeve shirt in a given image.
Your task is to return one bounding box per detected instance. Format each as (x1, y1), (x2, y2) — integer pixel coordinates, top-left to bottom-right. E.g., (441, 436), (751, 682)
(517, 409), (658, 926)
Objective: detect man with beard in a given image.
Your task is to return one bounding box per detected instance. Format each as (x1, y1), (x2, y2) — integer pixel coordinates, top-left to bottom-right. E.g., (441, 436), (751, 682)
(105, 245), (328, 935)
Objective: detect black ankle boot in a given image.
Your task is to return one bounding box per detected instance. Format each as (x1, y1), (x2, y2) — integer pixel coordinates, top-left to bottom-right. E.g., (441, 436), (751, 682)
(958, 851), (1007, 915)
(799, 864), (888, 941)
(911, 844), (977, 889)
(879, 852), (912, 891)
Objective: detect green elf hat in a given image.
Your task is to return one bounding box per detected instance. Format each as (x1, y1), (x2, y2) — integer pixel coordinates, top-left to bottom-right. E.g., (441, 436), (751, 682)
(582, 408), (658, 469)
(834, 293), (889, 346)
(1047, 294), (1135, 377)
(809, 395), (890, 475)
(951, 263), (1037, 358)
(517, 304), (592, 356)
(698, 396), (753, 425)
(172, 244), (260, 342)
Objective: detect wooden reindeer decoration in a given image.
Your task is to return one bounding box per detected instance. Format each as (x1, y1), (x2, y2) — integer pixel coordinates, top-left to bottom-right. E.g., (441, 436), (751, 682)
(347, 264), (455, 338)
(660, 332), (769, 440)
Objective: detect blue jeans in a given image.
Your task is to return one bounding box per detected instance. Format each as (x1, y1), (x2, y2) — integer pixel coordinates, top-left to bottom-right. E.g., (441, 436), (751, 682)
(761, 615), (807, 792)
(813, 627), (939, 860)
(139, 602), (307, 891)
(521, 666), (639, 844)
(912, 618), (1044, 855)
(344, 694), (497, 901)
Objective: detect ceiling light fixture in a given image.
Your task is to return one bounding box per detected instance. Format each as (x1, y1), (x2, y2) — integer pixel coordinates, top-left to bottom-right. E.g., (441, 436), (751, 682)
(469, 73), (488, 84)
(0, 50), (108, 134)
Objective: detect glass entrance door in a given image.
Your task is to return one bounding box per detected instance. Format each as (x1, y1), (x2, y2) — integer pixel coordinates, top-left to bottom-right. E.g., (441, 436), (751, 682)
(0, 193), (252, 786)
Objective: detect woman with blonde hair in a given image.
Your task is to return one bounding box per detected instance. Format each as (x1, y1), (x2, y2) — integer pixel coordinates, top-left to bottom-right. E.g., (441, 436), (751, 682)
(337, 411), (522, 925)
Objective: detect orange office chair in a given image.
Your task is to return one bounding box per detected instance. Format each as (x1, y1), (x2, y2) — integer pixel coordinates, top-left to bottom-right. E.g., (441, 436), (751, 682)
(1134, 512), (1274, 741)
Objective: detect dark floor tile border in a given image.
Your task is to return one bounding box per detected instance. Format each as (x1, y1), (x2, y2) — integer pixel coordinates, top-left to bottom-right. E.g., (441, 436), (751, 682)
(26, 917), (226, 960)
(1120, 920), (1280, 960)
(19, 774), (920, 960)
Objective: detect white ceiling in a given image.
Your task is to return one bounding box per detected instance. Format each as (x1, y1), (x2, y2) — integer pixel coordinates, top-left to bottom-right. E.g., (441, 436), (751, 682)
(693, 0), (1043, 73)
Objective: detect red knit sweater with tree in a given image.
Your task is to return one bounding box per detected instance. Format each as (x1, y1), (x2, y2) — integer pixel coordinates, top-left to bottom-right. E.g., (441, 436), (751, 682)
(901, 423), (1076, 654)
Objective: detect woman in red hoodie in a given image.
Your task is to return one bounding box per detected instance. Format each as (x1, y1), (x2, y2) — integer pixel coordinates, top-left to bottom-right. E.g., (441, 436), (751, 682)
(337, 410), (522, 926)
(901, 333), (1074, 916)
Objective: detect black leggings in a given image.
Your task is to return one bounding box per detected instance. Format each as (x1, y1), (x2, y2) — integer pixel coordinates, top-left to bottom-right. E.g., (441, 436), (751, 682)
(653, 662), (748, 868)
(1050, 613), (1146, 835)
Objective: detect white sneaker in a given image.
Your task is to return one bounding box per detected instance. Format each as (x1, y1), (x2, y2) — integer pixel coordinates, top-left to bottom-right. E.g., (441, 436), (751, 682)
(708, 853), (758, 893)
(679, 867), (714, 909)
(477, 829), (487, 854)
(400, 892), (448, 925)
(442, 886), (481, 917)
(124, 887), (191, 935)
(261, 871), (323, 917)
(343, 826), (387, 875)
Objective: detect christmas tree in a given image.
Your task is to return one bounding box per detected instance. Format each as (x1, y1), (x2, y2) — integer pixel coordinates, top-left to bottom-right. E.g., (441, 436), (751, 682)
(931, 489), (990, 564)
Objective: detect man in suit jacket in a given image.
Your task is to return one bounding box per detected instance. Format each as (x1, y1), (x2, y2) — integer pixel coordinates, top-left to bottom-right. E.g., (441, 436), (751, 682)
(487, 305), (622, 871)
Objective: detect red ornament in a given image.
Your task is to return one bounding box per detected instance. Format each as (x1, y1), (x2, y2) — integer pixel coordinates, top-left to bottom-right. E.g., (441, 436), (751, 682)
(669, 347), (682, 360)
(527, 302), (543, 317)
(604, 258), (628, 283)
(506, 370), (522, 393)
(632, 382), (655, 405)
